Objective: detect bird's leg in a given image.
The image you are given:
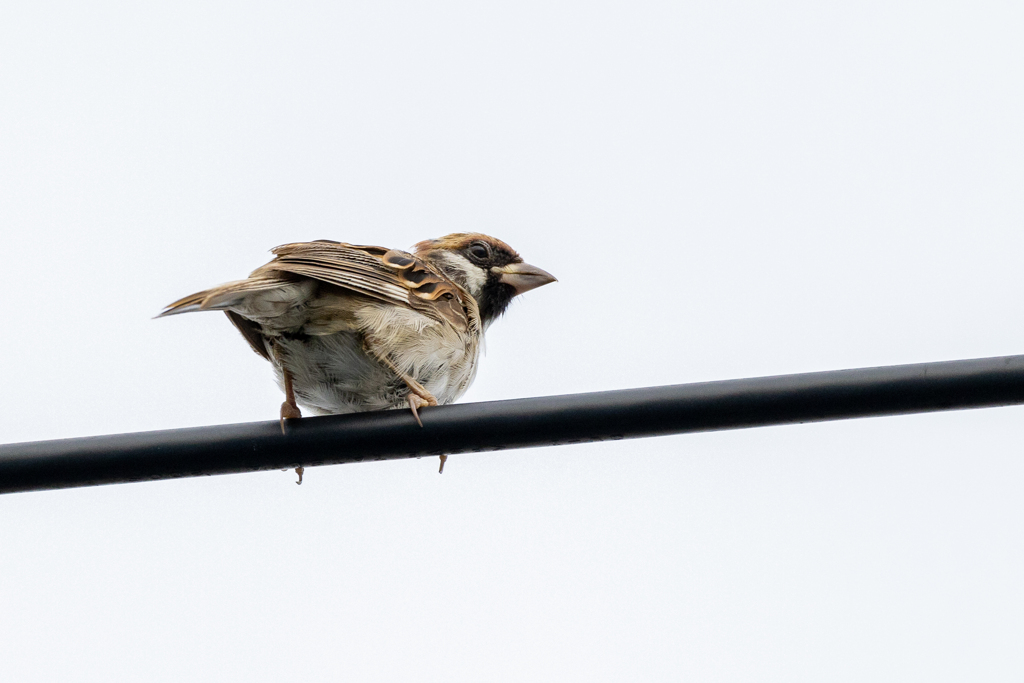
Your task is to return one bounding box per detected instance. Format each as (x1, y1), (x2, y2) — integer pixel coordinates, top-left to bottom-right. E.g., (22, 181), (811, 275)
(280, 367), (302, 428)
(272, 343), (304, 484)
(385, 361), (439, 427)
(363, 339), (446, 473)
(361, 339), (439, 422)
(403, 384), (445, 474)
(281, 373), (304, 484)
(274, 350), (301, 430)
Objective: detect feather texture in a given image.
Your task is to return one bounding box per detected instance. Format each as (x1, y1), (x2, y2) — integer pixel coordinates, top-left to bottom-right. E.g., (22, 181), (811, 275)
(159, 239), (488, 415)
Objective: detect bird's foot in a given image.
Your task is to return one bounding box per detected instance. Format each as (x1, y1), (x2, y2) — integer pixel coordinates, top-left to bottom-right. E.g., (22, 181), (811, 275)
(280, 400), (301, 434)
(295, 466), (304, 485)
(405, 391), (445, 473)
(406, 392), (438, 428)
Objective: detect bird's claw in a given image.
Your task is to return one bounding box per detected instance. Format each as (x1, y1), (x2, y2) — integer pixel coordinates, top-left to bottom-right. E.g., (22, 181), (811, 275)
(407, 393), (437, 428)
(405, 393), (445, 472)
(280, 401), (301, 434)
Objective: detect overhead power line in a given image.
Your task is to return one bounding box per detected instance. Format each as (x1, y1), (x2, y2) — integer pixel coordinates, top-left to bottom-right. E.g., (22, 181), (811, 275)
(3, 354), (1024, 495)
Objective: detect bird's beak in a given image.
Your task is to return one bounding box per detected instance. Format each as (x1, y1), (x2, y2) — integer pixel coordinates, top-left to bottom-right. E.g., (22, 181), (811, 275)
(496, 262), (558, 296)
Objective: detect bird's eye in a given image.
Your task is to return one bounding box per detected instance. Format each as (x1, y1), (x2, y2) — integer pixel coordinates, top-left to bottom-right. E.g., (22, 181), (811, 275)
(468, 242), (490, 261)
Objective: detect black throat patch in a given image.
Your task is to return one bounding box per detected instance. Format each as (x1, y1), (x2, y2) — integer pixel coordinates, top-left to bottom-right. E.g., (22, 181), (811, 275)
(478, 275), (517, 325)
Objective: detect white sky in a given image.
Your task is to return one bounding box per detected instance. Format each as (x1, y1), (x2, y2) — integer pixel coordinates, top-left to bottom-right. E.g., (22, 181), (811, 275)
(2, 0), (1023, 680)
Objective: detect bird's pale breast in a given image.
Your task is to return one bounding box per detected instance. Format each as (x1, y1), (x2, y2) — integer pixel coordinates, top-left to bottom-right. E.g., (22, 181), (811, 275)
(272, 301), (480, 415)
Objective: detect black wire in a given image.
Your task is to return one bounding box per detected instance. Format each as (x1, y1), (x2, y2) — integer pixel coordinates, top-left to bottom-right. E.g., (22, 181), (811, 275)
(3, 354), (1024, 494)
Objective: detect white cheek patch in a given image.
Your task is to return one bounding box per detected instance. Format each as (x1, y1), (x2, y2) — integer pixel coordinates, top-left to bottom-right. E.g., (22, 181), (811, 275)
(435, 252), (487, 298)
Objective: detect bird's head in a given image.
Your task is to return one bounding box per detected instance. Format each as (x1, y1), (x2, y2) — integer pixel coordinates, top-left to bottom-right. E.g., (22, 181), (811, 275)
(414, 233), (556, 327)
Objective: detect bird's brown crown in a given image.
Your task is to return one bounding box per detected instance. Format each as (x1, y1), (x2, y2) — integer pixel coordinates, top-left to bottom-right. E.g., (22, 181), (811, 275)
(413, 233), (521, 263)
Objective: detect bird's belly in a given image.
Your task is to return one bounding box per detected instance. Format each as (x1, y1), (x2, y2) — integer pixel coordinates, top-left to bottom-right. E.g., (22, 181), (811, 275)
(272, 330), (477, 415)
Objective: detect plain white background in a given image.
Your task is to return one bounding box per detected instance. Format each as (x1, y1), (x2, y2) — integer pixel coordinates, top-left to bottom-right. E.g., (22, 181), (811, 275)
(2, 0), (1023, 680)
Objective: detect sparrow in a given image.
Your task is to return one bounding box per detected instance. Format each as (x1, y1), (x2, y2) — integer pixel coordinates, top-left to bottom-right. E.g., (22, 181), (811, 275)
(158, 233), (556, 480)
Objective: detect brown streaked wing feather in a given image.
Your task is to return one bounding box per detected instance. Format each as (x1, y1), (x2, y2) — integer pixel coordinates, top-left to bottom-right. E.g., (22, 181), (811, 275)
(261, 242), (473, 332)
(260, 243), (408, 304)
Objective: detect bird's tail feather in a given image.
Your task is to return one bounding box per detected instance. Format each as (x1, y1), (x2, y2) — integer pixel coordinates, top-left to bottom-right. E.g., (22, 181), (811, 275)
(156, 279), (284, 318)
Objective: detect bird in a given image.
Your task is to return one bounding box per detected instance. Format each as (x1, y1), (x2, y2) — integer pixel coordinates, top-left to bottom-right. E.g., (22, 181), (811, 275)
(158, 233), (556, 481)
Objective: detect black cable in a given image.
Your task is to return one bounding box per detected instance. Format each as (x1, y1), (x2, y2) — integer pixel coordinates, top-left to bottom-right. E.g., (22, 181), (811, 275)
(3, 354), (1024, 494)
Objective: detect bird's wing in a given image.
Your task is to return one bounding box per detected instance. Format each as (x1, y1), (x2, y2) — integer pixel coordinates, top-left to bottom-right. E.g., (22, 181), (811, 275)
(255, 241), (473, 332)
(159, 241), (474, 333)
